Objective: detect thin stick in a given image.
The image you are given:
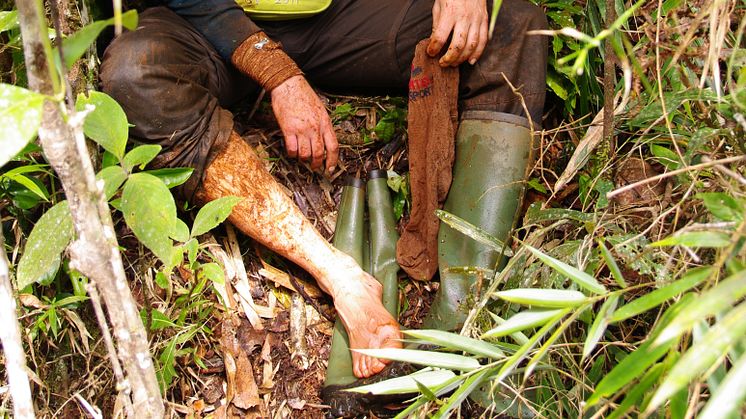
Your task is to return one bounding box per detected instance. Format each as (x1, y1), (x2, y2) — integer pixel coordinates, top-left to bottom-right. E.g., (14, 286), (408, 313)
(0, 227), (35, 419)
(606, 155), (746, 199)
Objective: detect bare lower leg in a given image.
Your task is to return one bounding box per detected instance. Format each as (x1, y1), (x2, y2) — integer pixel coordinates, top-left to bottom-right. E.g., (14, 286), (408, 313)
(196, 131), (402, 378)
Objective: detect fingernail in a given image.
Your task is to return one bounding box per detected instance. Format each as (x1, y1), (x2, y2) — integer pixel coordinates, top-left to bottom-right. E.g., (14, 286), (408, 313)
(469, 58), (477, 65)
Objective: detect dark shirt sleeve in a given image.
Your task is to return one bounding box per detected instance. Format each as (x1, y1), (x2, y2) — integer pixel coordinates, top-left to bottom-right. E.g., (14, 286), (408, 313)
(163, 0), (261, 59)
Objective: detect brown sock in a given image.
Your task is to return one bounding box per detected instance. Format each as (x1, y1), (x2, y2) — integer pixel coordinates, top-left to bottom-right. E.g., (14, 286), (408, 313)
(395, 40), (459, 281)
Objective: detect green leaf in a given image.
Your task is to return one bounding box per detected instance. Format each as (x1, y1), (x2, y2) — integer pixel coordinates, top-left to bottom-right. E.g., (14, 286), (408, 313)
(697, 351), (746, 419)
(482, 309), (565, 338)
(655, 269), (746, 345)
(651, 231), (732, 248)
(525, 307), (585, 378)
(143, 168), (193, 189)
(123, 144), (162, 172)
(155, 271), (170, 289)
(525, 245), (607, 294)
(171, 219), (190, 243)
(16, 201), (73, 289)
(697, 192), (744, 222)
(141, 308), (177, 331)
(185, 238), (199, 267)
(436, 210), (513, 257)
(121, 173), (177, 264)
(95, 165), (128, 200)
(0, 84), (45, 168)
(647, 301), (746, 412)
(403, 329), (504, 359)
(76, 91), (129, 159)
(650, 144), (681, 170)
(606, 363), (666, 419)
(583, 295), (619, 361)
(198, 262), (225, 285)
(191, 196), (242, 238)
(435, 368), (493, 418)
(60, 10), (138, 69)
(353, 348), (480, 371)
(586, 294), (694, 407)
(598, 239), (627, 287)
(611, 267), (712, 323)
(346, 369), (455, 395)
(3, 172), (48, 201)
(0, 11), (19, 32)
(493, 288), (589, 308)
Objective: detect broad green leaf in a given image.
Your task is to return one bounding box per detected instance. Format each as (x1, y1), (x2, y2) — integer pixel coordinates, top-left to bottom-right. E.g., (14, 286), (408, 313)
(0, 84), (45, 168)
(586, 294), (694, 407)
(141, 308), (177, 330)
(198, 262), (225, 285)
(697, 192), (744, 223)
(650, 144), (681, 170)
(0, 11), (19, 32)
(493, 288), (589, 308)
(482, 309), (565, 338)
(598, 239), (627, 287)
(76, 91), (129, 159)
(697, 351), (746, 419)
(611, 267), (712, 323)
(121, 173), (177, 264)
(3, 172), (48, 201)
(436, 210), (513, 256)
(144, 167), (193, 189)
(651, 231), (731, 248)
(353, 348), (480, 371)
(171, 219), (190, 243)
(347, 369), (455, 395)
(123, 144), (162, 172)
(655, 270), (746, 345)
(583, 295), (619, 361)
(606, 363), (666, 419)
(95, 165), (128, 200)
(403, 329), (504, 359)
(648, 302), (746, 411)
(60, 10), (138, 69)
(16, 201), (73, 289)
(191, 196), (242, 238)
(525, 245), (607, 294)
(435, 368), (493, 417)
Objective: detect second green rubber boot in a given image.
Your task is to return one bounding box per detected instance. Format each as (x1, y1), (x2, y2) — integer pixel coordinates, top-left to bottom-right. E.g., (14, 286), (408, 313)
(423, 111), (534, 331)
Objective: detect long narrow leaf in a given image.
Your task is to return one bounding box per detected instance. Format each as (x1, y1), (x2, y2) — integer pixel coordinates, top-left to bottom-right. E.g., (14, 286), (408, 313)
(525, 245), (607, 294)
(482, 309), (565, 338)
(494, 288), (589, 308)
(353, 348), (480, 371)
(606, 363), (666, 419)
(611, 267), (712, 323)
(598, 240), (627, 287)
(647, 301), (746, 412)
(655, 270), (746, 345)
(697, 351), (746, 419)
(403, 329), (504, 359)
(435, 210), (513, 256)
(525, 306), (588, 379)
(583, 295), (619, 361)
(435, 368), (493, 417)
(346, 369), (455, 395)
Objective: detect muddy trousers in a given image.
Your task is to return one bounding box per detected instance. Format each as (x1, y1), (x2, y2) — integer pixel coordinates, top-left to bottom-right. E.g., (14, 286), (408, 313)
(100, 0), (548, 197)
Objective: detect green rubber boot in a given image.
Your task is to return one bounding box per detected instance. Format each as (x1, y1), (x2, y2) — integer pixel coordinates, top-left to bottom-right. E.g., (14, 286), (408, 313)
(324, 177), (365, 389)
(367, 170), (400, 317)
(423, 112), (533, 331)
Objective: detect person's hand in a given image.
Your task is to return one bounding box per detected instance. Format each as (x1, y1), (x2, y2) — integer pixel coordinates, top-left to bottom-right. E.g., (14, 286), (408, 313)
(270, 75), (339, 173)
(428, 0), (489, 67)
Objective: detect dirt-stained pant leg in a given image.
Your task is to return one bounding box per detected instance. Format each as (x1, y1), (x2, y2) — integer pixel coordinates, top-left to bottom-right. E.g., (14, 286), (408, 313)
(100, 7), (257, 198)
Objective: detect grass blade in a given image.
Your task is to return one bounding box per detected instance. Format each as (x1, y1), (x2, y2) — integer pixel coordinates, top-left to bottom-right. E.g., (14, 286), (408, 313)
(353, 348), (480, 371)
(525, 245), (608, 294)
(403, 329), (504, 359)
(434, 368), (493, 418)
(598, 239), (627, 287)
(493, 288), (589, 308)
(583, 295), (619, 361)
(482, 309), (565, 338)
(697, 352), (746, 419)
(346, 369), (455, 395)
(525, 306), (587, 379)
(611, 267), (712, 323)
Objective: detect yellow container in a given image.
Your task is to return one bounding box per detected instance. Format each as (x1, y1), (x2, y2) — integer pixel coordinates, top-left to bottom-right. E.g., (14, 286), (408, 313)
(235, 0), (332, 20)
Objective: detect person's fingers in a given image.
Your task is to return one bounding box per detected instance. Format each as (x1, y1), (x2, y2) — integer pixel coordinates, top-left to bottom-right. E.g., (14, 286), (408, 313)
(428, 15), (454, 57)
(427, 2), (442, 56)
(309, 123), (325, 170)
(469, 17), (489, 65)
(457, 20), (481, 66)
(297, 133), (312, 162)
(322, 120), (339, 173)
(284, 134), (298, 159)
(440, 20), (469, 66)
